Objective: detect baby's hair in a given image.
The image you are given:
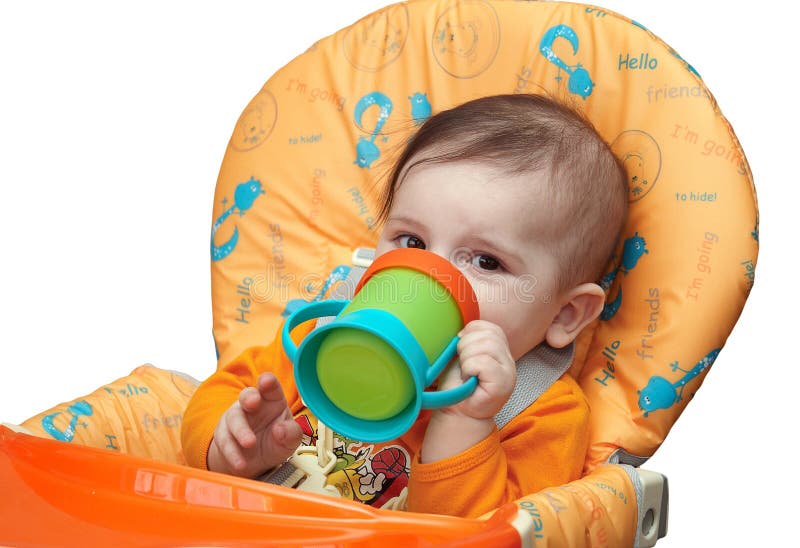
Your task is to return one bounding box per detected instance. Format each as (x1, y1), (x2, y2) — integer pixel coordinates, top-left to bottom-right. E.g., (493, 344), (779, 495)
(376, 93), (628, 294)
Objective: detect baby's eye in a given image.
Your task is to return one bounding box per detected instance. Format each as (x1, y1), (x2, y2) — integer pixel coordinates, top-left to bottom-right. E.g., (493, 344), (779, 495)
(473, 254), (501, 271)
(398, 235), (426, 249)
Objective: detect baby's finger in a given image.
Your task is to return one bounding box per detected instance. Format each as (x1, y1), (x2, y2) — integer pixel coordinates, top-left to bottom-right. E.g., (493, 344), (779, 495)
(459, 353), (497, 378)
(458, 319), (505, 337)
(463, 350), (516, 388)
(273, 419), (303, 451)
(226, 404), (257, 448)
(458, 332), (509, 364)
(238, 386), (262, 414)
(214, 427), (248, 471)
(257, 372), (289, 403)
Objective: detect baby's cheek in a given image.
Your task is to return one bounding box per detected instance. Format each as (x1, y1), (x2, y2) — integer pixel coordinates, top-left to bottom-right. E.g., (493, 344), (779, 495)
(471, 304), (506, 338)
(497, 305), (545, 358)
(471, 287), (494, 321)
(471, 279), (503, 308)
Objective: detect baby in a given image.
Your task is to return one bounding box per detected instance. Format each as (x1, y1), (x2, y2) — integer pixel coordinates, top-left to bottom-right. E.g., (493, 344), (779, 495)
(182, 93), (627, 518)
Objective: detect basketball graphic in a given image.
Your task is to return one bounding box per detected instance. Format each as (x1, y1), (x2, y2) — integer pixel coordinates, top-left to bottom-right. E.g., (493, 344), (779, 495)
(371, 447), (408, 479)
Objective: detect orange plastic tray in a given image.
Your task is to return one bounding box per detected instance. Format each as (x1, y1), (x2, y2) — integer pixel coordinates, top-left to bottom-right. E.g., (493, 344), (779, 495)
(0, 426), (525, 546)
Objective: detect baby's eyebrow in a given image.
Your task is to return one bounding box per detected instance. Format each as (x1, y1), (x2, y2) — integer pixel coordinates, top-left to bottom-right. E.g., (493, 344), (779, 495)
(386, 215), (425, 230)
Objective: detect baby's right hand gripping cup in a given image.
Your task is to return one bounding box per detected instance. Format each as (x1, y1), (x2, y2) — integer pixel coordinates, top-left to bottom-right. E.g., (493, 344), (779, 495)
(282, 248), (480, 442)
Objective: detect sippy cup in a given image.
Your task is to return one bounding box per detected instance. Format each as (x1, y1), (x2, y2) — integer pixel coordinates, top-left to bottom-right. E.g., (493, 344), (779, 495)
(282, 248), (480, 442)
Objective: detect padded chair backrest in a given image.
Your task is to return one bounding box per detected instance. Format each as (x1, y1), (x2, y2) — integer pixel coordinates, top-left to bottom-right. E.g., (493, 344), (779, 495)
(209, 0), (757, 471)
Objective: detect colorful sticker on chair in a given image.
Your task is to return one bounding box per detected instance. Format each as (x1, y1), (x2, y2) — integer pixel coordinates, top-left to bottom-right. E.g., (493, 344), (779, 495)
(211, 177), (265, 261)
(637, 348), (720, 416)
(294, 411), (410, 507)
(599, 232), (650, 320)
(353, 92), (392, 168)
(539, 24), (594, 99)
(327, 442), (410, 507)
(41, 400), (93, 442)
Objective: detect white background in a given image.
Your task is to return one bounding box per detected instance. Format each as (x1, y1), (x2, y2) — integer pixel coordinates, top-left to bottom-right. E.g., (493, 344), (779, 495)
(0, 1), (794, 546)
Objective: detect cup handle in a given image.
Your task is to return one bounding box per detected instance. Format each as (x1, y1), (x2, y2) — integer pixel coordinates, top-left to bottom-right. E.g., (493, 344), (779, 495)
(281, 300), (350, 362)
(421, 335), (478, 409)
(421, 376), (479, 409)
(425, 336), (459, 386)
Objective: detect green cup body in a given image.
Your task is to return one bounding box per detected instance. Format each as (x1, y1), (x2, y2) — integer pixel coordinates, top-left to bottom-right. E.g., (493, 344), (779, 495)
(315, 267), (463, 421)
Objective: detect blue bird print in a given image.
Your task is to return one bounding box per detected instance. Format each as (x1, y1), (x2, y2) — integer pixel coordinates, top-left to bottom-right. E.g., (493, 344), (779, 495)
(211, 177), (265, 262)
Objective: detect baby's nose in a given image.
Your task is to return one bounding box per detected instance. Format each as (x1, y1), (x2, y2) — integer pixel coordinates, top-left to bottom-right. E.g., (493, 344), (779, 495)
(440, 247), (471, 270)
(426, 247), (471, 277)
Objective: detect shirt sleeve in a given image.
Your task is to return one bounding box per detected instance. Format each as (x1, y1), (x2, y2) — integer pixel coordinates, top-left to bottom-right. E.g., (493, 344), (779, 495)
(180, 318), (315, 470)
(406, 374), (590, 518)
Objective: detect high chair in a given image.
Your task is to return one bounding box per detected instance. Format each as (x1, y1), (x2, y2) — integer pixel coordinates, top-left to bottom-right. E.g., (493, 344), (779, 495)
(0, 1), (757, 545)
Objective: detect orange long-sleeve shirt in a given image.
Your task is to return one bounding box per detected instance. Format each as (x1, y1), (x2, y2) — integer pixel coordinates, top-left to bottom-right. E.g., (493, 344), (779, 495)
(181, 318), (590, 518)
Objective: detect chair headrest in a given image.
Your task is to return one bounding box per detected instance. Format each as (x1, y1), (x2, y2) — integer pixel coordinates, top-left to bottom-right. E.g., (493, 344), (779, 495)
(209, 0), (757, 469)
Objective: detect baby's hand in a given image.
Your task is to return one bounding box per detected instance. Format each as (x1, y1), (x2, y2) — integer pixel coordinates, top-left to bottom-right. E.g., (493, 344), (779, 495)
(207, 372), (302, 478)
(440, 320), (517, 420)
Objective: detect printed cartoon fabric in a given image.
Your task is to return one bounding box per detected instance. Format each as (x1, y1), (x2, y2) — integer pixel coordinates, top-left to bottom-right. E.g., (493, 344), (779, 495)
(19, 366), (199, 464)
(292, 409), (413, 507)
(208, 0), (757, 472)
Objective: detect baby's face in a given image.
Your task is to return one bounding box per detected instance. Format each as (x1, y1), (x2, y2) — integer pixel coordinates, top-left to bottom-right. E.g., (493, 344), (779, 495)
(375, 159), (564, 360)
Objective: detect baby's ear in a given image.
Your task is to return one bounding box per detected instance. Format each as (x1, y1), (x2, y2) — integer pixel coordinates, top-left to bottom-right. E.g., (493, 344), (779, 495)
(545, 283), (606, 348)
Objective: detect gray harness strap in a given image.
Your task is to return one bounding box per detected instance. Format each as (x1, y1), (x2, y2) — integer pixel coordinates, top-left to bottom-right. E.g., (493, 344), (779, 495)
(495, 341), (573, 429)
